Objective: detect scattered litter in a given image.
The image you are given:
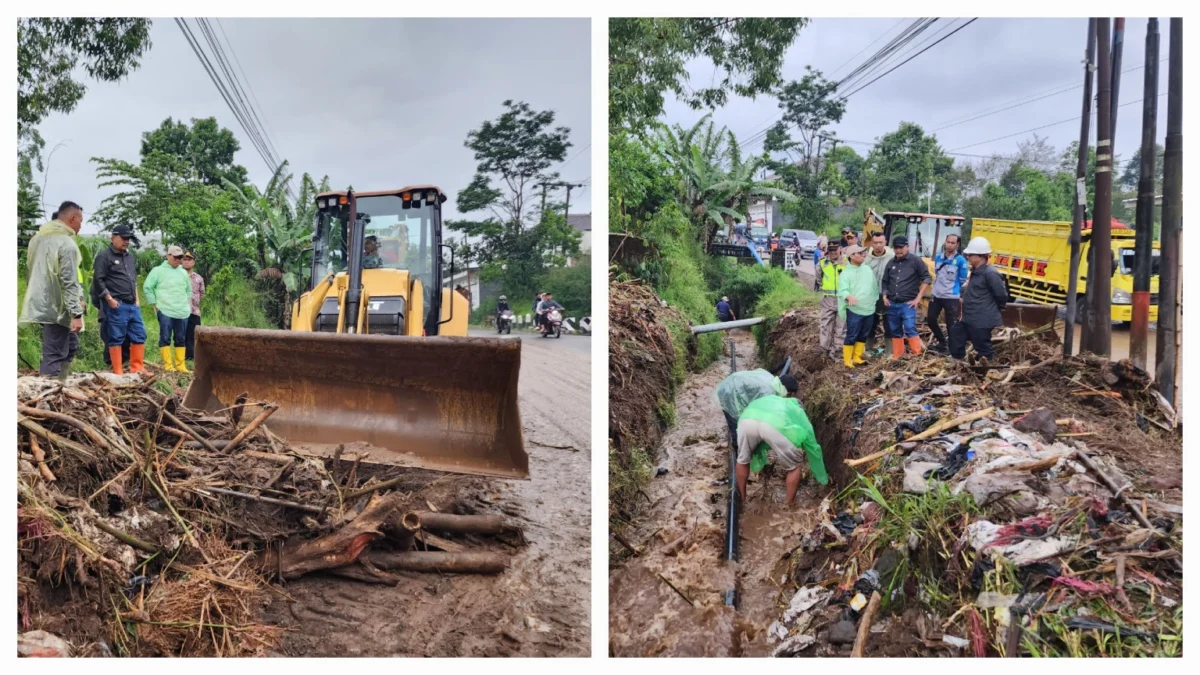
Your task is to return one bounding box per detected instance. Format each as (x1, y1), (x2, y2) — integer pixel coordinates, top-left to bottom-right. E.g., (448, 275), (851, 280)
(18, 630), (73, 657)
(1065, 617), (1157, 640)
(942, 634), (969, 649)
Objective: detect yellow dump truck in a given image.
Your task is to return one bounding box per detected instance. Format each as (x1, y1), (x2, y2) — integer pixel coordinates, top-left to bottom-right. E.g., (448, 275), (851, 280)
(971, 218), (1160, 323)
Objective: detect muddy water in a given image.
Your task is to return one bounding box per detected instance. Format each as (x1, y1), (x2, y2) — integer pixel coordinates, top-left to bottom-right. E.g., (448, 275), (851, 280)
(609, 330), (827, 657)
(260, 334), (591, 656)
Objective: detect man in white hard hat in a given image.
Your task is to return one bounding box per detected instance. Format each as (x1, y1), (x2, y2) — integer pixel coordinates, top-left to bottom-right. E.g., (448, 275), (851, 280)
(716, 296), (736, 322)
(951, 237), (1009, 363)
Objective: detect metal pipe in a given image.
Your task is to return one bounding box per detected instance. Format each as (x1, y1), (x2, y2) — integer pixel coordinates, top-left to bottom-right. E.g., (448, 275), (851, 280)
(1131, 18), (1160, 369)
(1091, 17), (1115, 357)
(1156, 18), (1182, 403)
(344, 190), (363, 333)
(1065, 19), (1096, 357)
(692, 317), (765, 334)
(724, 337), (739, 608)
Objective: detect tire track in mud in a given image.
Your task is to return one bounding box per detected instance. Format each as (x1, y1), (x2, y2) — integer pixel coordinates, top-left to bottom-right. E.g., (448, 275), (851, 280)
(261, 335), (591, 656)
(609, 329), (823, 658)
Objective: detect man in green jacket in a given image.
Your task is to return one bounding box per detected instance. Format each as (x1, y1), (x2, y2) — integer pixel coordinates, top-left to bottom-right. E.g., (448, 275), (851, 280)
(20, 202), (85, 379)
(837, 245), (880, 368)
(143, 245), (193, 373)
(715, 369), (800, 444)
(736, 395), (828, 505)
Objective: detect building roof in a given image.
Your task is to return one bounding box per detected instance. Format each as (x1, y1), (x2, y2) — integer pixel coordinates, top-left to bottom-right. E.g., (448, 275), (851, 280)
(567, 213), (591, 233)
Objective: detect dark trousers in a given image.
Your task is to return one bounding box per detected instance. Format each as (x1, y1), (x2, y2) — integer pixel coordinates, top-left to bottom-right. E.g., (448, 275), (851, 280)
(185, 314), (202, 359)
(157, 311), (188, 348)
(869, 298), (892, 342)
(949, 322), (995, 360)
(40, 323), (79, 377)
(844, 311), (873, 346)
(926, 297), (961, 345)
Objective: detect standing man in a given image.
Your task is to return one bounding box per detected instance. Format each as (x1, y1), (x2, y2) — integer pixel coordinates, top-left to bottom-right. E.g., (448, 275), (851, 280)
(927, 234), (969, 353)
(880, 235), (932, 358)
(716, 295), (736, 322)
(735, 394), (829, 505)
(864, 232), (895, 351)
(837, 245), (879, 368)
(182, 251), (205, 365)
(952, 237), (1008, 364)
(143, 245), (193, 373)
(93, 224), (146, 374)
(815, 242), (845, 361)
(20, 202), (85, 380)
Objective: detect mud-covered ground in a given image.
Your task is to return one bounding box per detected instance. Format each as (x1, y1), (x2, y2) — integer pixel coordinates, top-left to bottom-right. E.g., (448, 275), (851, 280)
(609, 329), (827, 657)
(261, 333), (591, 656)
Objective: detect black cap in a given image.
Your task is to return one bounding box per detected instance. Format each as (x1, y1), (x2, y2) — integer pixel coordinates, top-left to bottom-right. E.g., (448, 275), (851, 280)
(893, 235), (909, 247)
(779, 374), (799, 394)
(112, 224), (134, 238)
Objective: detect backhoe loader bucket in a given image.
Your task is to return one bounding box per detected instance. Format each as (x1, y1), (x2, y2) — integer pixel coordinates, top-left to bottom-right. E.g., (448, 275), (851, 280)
(183, 327), (528, 479)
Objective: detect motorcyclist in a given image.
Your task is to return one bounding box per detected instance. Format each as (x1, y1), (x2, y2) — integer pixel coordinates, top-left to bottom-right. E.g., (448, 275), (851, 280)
(497, 295), (510, 313)
(536, 292), (563, 334)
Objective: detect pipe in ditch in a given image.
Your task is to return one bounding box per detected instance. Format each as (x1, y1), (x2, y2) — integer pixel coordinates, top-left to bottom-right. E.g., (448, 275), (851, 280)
(416, 512), (511, 535)
(363, 550), (508, 575)
(692, 317), (764, 334)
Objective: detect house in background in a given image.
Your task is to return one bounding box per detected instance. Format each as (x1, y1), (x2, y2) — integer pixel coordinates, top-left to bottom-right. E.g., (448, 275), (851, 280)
(568, 213), (591, 267)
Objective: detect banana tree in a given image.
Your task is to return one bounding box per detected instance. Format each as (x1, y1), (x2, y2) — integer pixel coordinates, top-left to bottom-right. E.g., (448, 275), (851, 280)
(705, 131), (797, 249)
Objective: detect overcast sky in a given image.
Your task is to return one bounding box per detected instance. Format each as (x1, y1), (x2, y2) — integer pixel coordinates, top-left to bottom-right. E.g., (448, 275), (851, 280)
(663, 18), (1171, 177)
(36, 17), (592, 235)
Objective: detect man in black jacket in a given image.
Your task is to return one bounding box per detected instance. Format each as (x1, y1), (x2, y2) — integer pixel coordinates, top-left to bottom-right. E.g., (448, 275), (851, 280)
(950, 237), (1008, 363)
(93, 224), (145, 373)
(880, 236), (932, 359)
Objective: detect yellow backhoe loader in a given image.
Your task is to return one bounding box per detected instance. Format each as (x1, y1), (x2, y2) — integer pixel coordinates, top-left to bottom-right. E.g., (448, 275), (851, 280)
(183, 186), (528, 479)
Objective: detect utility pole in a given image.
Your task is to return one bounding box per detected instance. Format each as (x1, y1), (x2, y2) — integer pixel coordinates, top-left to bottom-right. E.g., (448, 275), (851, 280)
(1109, 18), (1126, 149)
(540, 183), (548, 216)
(1156, 17), (1182, 405)
(1130, 19), (1159, 369)
(1091, 17), (1114, 358)
(1065, 19), (1096, 358)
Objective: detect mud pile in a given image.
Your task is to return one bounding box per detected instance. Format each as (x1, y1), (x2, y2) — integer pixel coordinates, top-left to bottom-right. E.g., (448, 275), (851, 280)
(17, 372), (518, 657)
(762, 308), (1183, 657)
(609, 279), (686, 455)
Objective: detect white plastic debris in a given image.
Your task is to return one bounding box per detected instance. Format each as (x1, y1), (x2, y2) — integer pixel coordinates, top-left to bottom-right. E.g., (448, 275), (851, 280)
(18, 630), (73, 657)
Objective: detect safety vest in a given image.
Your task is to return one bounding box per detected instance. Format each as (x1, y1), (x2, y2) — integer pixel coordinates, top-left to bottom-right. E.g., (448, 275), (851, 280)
(819, 259), (844, 295)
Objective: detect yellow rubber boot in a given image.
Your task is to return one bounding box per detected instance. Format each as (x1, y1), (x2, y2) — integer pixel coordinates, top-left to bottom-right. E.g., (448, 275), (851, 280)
(853, 342), (867, 365)
(160, 346), (176, 372)
(174, 347), (189, 374)
(842, 345), (856, 368)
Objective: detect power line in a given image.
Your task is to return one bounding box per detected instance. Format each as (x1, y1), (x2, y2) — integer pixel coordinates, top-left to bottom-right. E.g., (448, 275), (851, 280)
(215, 19), (283, 164)
(826, 18), (909, 80)
(840, 19), (979, 100)
(835, 18), (939, 94)
(948, 93), (1166, 152)
(930, 57), (1168, 133)
(175, 18), (296, 203)
(561, 142), (591, 167)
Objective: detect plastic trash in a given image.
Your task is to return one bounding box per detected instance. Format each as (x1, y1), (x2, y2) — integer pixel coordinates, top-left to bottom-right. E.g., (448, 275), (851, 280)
(1065, 616), (1157, 640)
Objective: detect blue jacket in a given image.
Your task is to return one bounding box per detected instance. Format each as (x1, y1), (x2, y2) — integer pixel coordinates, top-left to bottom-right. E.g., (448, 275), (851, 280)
(933, 251), (970, 299)
(716, 300), (733, 318)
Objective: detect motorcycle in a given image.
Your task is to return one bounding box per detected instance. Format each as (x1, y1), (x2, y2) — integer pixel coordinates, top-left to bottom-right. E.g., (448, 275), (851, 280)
(496, 309), (514, 334)
(541, 308), (563, 339)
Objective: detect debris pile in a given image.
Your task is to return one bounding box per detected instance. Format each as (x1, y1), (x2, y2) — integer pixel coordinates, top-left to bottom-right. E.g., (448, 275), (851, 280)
(17, 373), (520, 657)
(763, 309), (1183, 657)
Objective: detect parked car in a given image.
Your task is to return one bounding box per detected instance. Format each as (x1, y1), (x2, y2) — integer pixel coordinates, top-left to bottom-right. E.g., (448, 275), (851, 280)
(782, 229), (820, 258)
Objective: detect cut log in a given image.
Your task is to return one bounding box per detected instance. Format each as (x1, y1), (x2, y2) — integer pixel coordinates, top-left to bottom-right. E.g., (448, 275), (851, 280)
(416, 511), (511, 535)
(262, 492), (408, 580)
(363, 550), (508, 575)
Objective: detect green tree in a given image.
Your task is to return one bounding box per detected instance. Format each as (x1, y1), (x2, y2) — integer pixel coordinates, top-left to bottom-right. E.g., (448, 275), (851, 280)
(139, 116), (249, 187)
(18, 18), (152, 151)
(609, 129), (679, 234)
(162, 190), (257, 281)
(866, 122), (953, 208)
(17, 152), (42, 249)
(451, 101), (579, 301)
(609, 18), (807, 132)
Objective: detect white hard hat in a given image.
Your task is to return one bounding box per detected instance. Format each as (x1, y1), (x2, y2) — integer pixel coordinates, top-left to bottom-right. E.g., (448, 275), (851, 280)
(963, 237), (992, 255)
(721, 296), (729, 302)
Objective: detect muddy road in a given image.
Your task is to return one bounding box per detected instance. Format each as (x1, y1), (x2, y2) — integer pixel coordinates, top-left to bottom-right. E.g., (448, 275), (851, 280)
(262, 332), (591, 656)
(609, 330), (825, 657)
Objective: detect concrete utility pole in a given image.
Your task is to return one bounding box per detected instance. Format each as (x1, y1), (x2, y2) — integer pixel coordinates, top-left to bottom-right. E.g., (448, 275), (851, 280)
(1130, 19), (1159, 369)
(1091, 17), (1114, 357)
(1156, 18), (1182, 405)
(1109, 18), (1126, 149)
(1065, 19), (1096, 358)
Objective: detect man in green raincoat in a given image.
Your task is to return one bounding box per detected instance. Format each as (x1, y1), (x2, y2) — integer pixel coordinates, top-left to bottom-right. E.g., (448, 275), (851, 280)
(20, 202), (86, 379)
(715, 369), (799, 444)
(736, 395), (828, 505)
